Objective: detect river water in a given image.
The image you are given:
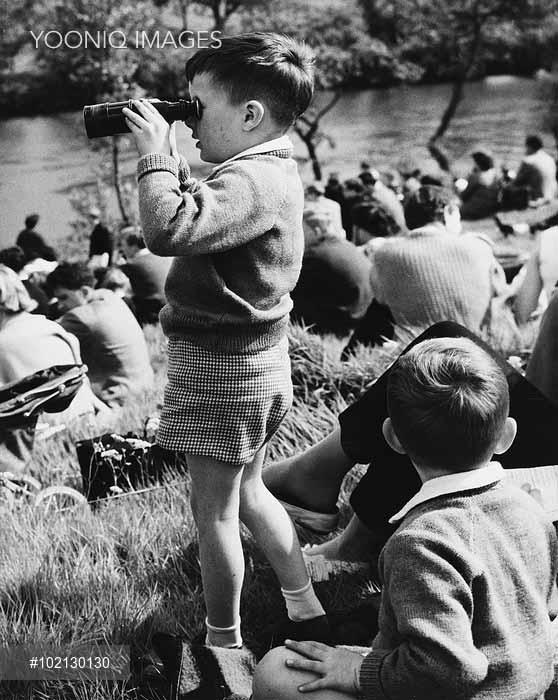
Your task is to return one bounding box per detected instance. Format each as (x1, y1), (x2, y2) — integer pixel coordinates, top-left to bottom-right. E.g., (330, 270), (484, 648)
(0, 76), (555, 249)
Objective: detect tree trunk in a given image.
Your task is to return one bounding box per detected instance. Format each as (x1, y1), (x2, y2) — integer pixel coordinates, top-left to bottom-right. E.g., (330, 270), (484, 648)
(212, 0), (226, 31)
(177, 0), (189, 31)
(428, 21), (484, 173)
(293, 91), (342, 182)
(112, 136), (129, 225)
(294, 127), (322, 180)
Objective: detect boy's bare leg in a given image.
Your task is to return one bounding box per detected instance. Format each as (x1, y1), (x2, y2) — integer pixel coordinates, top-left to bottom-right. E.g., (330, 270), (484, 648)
(262, 428), (355, 514)
(240, 447), (325, 616)
(253, 646), (356, 700)
(187, 454), (245, 645)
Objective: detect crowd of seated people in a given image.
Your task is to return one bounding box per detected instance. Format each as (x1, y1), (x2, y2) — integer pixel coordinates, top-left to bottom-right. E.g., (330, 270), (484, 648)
(0, 217), (163, 431)
(292, 132), (558, 351)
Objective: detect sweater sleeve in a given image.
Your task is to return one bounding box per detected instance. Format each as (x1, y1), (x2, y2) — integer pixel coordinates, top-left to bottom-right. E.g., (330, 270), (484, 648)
(136, 153), (285, 257)
(359, 531), (488, 700)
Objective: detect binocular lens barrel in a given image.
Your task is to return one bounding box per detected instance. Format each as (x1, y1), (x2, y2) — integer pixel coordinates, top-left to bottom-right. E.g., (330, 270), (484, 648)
(83, 98), (201, 138)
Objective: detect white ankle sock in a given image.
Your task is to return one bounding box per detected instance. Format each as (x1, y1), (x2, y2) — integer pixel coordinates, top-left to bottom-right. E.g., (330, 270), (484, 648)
(281, 579), (326, 622)
(205, 618), (243, 648)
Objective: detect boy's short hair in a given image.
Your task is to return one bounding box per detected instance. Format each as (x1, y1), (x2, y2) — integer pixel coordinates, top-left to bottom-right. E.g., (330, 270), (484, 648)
(185, 32), (315, 127)
(387, 337), (509, 471)
(47, 262), (95, 292)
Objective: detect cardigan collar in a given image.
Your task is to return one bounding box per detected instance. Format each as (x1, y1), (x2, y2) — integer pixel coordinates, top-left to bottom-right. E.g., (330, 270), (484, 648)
(211, 134), (293, 174)
(389, 461), (505, 524)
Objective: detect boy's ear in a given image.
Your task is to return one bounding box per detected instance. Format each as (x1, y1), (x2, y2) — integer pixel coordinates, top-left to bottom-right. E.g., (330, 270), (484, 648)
(382, 418), (406, 455)
(493, 416), (517, 455)
(243, 100), (265, 131)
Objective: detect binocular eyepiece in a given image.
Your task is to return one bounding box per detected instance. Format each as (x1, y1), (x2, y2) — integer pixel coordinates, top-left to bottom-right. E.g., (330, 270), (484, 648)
(83, 98), (202, 138)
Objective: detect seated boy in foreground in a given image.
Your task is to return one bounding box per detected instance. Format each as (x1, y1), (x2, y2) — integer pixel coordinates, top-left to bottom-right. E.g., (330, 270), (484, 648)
(253, 337), (558, 699)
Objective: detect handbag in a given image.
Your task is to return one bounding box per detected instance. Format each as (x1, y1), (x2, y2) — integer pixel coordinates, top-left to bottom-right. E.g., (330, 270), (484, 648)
(0, 364), (87, 473)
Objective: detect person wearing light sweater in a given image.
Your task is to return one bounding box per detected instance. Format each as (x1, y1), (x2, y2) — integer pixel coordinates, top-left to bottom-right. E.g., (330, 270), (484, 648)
(254, 337), (558, 700)
(348, 185), (512, 348)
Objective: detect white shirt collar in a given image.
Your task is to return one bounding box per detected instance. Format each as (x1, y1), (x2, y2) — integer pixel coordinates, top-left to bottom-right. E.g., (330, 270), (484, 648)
(389, 461), (505, 524)
(211, 134), (293, 174)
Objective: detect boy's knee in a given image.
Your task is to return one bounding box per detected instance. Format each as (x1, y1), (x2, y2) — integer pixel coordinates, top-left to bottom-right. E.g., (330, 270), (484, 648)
(253, 646), (293, 700)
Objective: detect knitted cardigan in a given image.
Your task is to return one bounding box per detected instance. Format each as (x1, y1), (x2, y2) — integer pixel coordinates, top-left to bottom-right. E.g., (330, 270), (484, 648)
(359, 481), (558, 700)
(367, 224), (508, 335)
(137, 148), (304, 353)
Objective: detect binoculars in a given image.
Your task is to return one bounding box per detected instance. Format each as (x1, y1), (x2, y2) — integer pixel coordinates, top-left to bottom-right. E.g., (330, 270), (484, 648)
(83, 98), (202, 138)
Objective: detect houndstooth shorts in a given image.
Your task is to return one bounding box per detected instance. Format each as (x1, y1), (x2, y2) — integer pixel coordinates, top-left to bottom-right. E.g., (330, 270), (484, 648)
(156, 335), (293, 466)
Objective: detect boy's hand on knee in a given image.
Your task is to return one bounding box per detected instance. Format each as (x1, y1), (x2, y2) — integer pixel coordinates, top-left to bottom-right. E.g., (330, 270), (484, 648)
(284, 640), (363, 694)
(123, 99), (173, 158)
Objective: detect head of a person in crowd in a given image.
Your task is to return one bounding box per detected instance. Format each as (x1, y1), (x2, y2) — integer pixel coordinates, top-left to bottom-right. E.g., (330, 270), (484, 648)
(121, 232), (147, 261)
(184, 33), (315, 163)
(304, 184), (325, 202)
(471, 151), (494, 173)
(401, 167), (422, 180)
(88, 207), (101, 225)
(344, 178), (364, 194)
(352, 203), (402, 238)
(327, 172), (341, 185)
(359, 169), (379, 187)
(383, 337), (517, 477)
(525, 134), (543, 155)
(0, 246), (26, 274)
(419, 174), (443, 187)
(24, 213), (39, 231)
(404, 185), (461, 234)
(0, 264), (37, 320)
(96, 266), (132, 298)
(381, 167), (402, 191)
(46, 262), (96, 315)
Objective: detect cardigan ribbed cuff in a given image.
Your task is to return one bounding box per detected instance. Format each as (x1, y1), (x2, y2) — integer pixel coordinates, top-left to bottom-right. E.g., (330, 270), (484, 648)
(137, 153), (179, 182)
(359, 650), (390, 700)
(177, 154), (192, 184)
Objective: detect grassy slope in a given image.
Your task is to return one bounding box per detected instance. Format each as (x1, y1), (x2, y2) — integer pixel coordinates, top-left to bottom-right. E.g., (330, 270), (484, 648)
(0, 324), (402, 699)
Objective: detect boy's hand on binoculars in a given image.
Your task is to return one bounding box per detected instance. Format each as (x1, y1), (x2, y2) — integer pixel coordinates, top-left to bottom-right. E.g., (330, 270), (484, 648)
(123, 99), (173, 158)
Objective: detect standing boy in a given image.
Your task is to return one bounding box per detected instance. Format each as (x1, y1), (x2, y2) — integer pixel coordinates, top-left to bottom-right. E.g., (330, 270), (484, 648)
(123, 33), (330, 649)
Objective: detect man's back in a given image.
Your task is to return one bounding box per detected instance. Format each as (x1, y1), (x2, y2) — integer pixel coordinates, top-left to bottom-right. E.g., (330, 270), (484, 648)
(59, 289), (153, 404)
(292, 237), (372, 334)
(368, 225), (502, 333)
(121, 251), (170, 303)
(518, 149), (557, 201)
(372, 481), (558, 699)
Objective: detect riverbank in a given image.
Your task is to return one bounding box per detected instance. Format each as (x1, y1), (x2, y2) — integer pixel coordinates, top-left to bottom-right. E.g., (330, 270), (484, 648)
(1, 77), (556, 249)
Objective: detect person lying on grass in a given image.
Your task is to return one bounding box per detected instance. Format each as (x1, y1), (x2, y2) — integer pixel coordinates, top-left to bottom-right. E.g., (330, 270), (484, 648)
(254, 336), (558, 700)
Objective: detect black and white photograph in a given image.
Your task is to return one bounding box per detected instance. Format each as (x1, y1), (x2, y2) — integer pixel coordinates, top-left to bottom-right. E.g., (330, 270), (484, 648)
(1, 0), (558, 698)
